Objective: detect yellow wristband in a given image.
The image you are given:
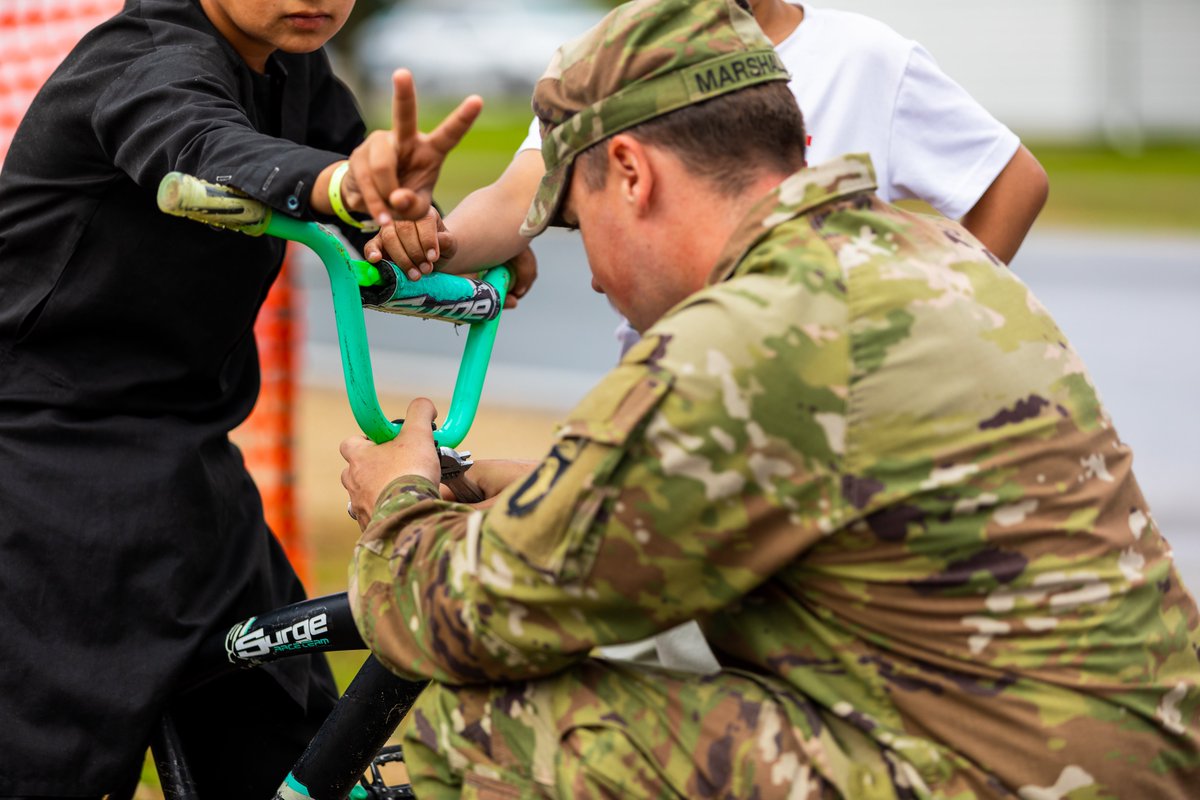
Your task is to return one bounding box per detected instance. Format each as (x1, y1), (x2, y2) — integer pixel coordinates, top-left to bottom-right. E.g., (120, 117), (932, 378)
(328, 161), (377, 231)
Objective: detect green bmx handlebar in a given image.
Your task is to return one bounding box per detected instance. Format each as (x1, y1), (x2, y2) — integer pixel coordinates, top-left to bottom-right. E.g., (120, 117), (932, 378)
(156, 171), (508, 448)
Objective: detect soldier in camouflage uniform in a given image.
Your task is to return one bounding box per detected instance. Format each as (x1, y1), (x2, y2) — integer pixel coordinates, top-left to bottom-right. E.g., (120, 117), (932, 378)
(339, 0), (1200, 796)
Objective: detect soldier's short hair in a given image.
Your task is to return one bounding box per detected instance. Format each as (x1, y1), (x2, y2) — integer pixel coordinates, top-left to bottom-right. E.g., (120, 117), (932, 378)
(575, 81), (806, 197)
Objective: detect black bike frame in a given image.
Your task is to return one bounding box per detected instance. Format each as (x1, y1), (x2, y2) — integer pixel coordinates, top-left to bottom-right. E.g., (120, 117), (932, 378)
(150, 593), (426, 800)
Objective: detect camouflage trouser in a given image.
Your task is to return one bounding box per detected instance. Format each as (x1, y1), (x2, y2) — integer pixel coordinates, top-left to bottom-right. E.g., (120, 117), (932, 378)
(401, 660), (901, 799)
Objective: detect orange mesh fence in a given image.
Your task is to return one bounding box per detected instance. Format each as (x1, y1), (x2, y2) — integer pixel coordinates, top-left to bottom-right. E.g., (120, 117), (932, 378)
(1, 0), (309, 584)
(0, 1), (124, 162)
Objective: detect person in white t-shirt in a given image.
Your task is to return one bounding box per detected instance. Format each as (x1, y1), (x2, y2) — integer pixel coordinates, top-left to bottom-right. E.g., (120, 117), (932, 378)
(365, 0), (1048, 296)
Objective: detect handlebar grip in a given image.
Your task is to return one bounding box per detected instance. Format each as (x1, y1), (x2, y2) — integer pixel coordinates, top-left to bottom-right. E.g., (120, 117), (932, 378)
(361, 260), (503, 323)
(156, 172), (270, 233)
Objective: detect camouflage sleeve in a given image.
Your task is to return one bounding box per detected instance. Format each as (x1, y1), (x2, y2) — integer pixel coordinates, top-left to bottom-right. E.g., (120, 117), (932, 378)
(350, 277), (846, 684)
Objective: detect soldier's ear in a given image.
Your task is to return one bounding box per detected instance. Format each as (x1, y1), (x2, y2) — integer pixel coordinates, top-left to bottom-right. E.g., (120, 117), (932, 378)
(607, 134), (653, 215)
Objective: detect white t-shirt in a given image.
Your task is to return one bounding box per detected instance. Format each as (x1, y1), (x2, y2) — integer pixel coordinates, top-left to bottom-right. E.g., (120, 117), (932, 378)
(518, 2), (1020, 219)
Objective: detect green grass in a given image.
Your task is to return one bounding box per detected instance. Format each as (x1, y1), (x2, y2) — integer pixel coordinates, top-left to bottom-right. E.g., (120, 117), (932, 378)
(427, 100), (535, 208)
(388, 97), (535, 210)
(401, 94), (1200, 234)
(1029, 139), (1200, 232)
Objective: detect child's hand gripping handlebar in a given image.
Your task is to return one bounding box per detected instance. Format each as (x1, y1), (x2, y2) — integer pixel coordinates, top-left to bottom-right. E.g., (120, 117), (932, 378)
(156, 172), (507, 497)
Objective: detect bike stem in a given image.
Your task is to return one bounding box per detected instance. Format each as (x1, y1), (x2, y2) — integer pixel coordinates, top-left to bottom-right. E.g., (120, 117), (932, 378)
(262, 213), (509, 448)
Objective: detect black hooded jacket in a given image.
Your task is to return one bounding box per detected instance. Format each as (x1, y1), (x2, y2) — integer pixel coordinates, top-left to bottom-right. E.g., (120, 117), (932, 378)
(0, 0), (365, 791)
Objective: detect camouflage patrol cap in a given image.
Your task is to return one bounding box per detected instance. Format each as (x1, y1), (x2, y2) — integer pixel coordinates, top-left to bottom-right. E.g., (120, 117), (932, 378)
(520, 0), (789, 237)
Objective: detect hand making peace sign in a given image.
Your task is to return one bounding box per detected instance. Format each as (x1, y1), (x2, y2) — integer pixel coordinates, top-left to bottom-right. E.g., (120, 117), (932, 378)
(338, 69), (483, 226)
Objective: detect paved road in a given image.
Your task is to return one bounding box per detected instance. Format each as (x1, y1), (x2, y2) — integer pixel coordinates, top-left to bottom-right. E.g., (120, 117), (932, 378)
(1013, 231), (1200, 589)
(299, 228), (1200, 586)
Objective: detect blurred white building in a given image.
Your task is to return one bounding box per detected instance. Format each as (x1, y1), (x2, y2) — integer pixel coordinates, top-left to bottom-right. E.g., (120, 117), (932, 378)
(817, 0), (1200, 142)
(353, 0), (605, 103)
(355, 0), (1199, 143)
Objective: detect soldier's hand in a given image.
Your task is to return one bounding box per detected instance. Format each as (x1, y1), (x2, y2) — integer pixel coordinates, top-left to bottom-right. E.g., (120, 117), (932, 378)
(437, 459), (538, 507)
(340, 398), (442, 529)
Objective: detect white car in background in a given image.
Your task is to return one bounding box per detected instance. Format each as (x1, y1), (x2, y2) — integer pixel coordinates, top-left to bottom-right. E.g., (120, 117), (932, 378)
(354, 0), (606, 100)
